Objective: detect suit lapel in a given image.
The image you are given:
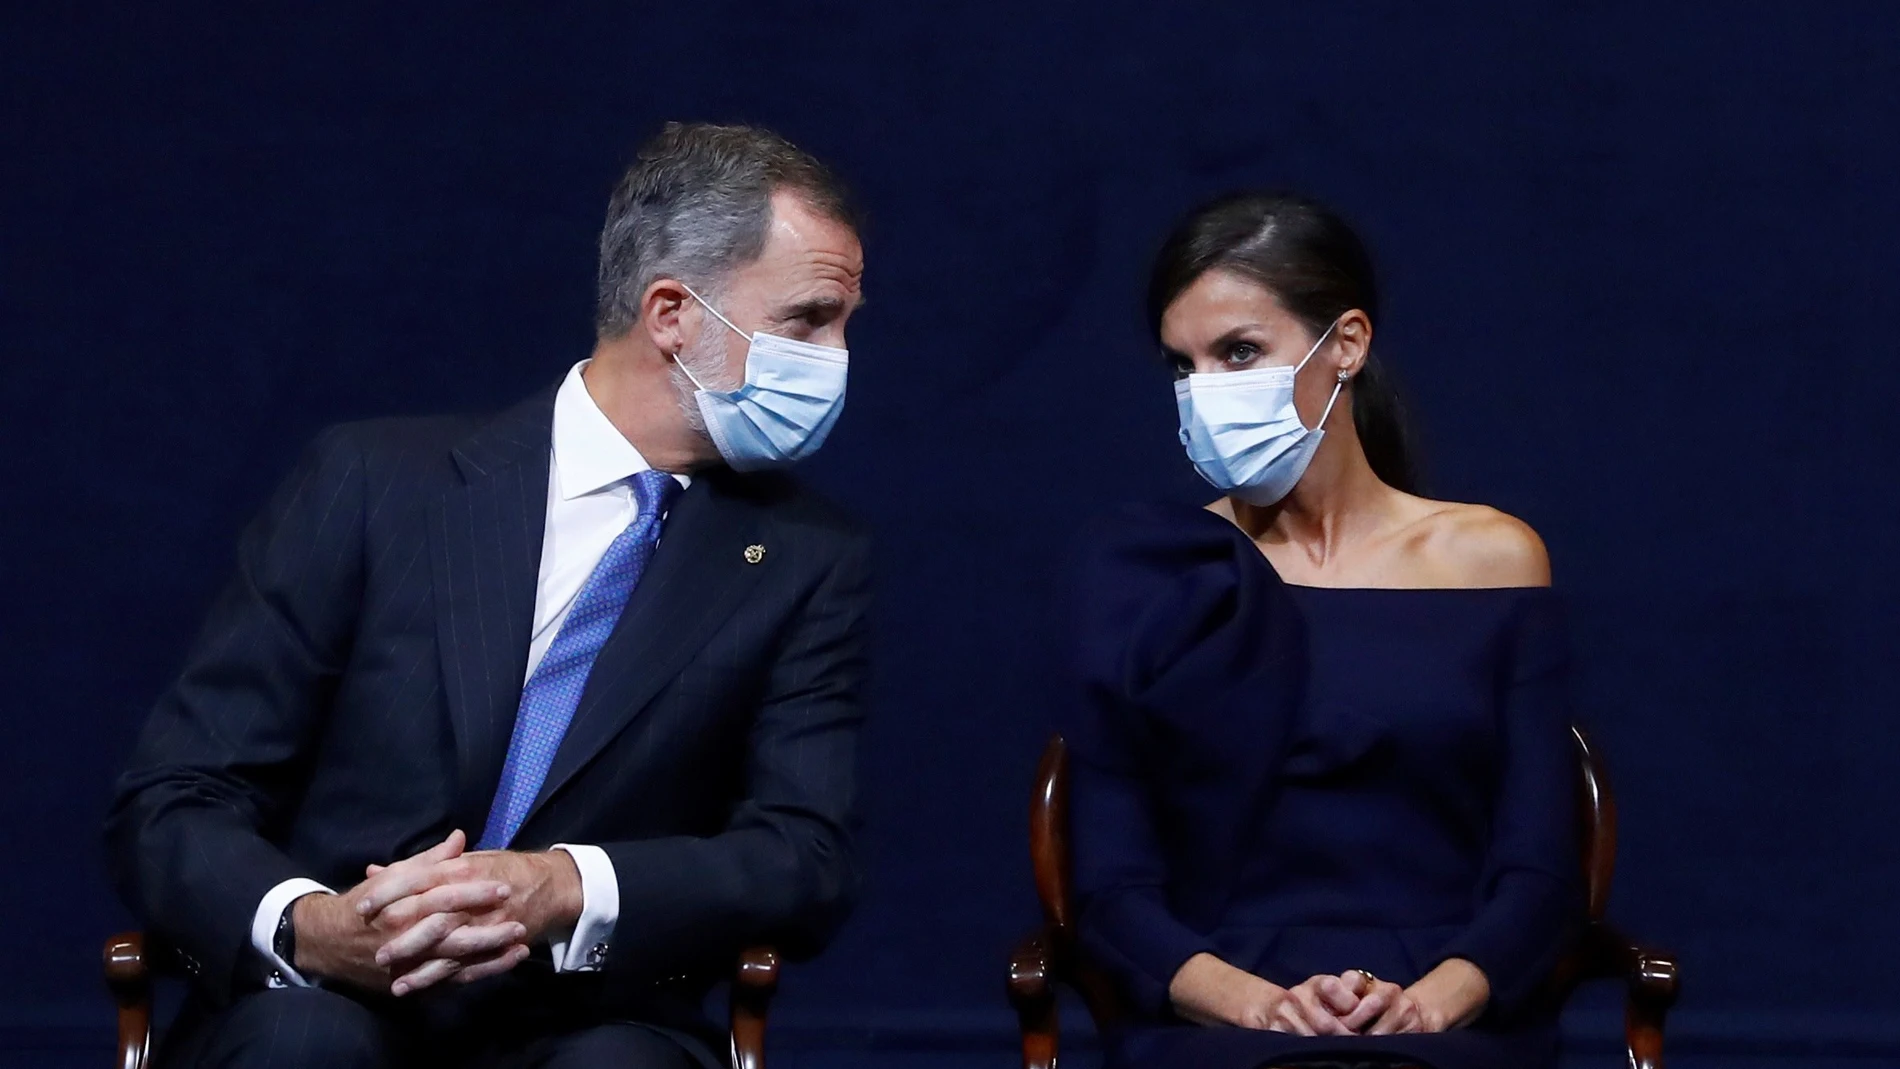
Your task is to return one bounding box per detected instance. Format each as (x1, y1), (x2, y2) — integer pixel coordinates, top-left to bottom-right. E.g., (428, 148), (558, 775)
(430, 386), (556, 827)
(521, 471), (769, 825)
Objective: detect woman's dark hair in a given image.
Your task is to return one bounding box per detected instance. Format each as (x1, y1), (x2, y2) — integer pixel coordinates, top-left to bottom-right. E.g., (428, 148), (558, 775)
(1147, 191), (1417, 494)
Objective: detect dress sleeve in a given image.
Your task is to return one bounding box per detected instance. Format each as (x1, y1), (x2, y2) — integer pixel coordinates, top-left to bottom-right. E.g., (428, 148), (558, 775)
(1433, 592), (1585, 1020)
(1062, 505), (1296, 1016)
(1069, 680), (1219, 1015)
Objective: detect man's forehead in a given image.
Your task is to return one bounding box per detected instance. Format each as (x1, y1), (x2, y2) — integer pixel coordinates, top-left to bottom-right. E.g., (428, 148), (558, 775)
(764, 194), (861, 267)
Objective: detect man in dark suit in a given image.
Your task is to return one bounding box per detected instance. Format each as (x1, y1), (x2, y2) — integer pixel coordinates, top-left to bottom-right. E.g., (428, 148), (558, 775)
(105, 122), (870, 1068)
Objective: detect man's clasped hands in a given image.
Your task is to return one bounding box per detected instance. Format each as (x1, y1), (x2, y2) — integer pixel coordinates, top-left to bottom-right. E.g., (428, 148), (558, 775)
(289, 830), (583, 996)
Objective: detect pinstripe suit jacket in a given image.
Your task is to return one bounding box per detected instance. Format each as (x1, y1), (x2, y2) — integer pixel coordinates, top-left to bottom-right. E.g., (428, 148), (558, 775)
(104, 383), (871, 1017)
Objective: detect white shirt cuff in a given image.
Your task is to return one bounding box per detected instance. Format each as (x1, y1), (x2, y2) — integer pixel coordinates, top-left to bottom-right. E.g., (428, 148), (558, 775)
(252, 878), (335, 988)
(548, 843), (619, 972)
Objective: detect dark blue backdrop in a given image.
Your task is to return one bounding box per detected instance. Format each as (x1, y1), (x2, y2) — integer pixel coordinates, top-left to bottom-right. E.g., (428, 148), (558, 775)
(4, 4), (1897, 1067)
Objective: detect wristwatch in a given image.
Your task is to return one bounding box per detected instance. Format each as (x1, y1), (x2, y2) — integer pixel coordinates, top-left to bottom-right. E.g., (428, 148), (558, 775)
(273, 905), (298, 970)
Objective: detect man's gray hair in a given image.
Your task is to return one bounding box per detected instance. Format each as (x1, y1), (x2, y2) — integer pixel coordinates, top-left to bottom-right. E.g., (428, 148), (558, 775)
(595, 122), (858, 339)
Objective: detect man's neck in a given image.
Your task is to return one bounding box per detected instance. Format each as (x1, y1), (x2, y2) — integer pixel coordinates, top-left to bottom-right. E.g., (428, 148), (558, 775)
(580, 340), (712, 475)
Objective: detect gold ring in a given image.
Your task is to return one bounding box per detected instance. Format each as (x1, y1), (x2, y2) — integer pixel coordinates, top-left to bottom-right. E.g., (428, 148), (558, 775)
(1351, 968), (1379, 989)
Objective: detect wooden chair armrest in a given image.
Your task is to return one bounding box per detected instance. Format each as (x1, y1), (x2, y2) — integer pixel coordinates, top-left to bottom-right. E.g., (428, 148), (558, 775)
(1577, 921), (1678, 1069)
(1008, 932), (1059, 1069)
(730, 946), (779, 1069)
(1580, 922), (1682, 1000)
(103, 931), (152, 1069)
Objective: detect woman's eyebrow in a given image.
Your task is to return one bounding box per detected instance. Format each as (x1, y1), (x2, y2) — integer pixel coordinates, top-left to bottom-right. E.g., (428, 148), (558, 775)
(1207, 323), (1267, 351)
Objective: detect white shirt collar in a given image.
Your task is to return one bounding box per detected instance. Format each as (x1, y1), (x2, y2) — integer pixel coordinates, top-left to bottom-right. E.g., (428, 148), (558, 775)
(552, 360), (689, 500)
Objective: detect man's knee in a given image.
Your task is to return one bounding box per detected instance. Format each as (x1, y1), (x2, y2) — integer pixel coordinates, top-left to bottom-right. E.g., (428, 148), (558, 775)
(534, 1023), (702, 1069)
(185, 987), (391, 1069)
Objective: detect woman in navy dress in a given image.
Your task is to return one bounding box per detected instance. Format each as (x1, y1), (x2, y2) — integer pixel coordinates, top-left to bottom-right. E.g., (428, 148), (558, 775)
(1067, 193), (1581, 1069)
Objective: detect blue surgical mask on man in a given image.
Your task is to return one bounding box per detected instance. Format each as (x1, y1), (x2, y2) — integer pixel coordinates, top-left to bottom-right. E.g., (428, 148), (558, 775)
(1174, 318), (1343, 506)
(675, 280), (849, 472)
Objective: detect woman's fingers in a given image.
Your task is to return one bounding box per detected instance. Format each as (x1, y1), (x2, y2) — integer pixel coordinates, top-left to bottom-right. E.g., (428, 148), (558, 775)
(1366, 992), (1404, 1035)
(1341, 981), (1396, 1031)
(1368, 992), (1423, 1036)
(1274, 1000), (1316, 1036)
(1314, 975), (1360, 1016)
(1290, 985), (1352, 1035)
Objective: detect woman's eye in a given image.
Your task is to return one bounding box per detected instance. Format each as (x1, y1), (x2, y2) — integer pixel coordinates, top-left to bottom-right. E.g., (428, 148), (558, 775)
(1225, 342), (1260, 365)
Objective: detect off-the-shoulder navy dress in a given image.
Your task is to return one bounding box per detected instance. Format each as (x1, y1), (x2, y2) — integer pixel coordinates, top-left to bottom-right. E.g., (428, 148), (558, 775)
(1065, 504), (1582, 1069)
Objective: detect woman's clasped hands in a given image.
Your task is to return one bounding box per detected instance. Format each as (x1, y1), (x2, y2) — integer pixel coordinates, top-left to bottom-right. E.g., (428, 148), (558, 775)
(1169, 952), (1490, 1037)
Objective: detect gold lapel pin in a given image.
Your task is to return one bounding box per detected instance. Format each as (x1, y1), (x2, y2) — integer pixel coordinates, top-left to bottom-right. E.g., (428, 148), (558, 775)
(744, 544), (766, 565)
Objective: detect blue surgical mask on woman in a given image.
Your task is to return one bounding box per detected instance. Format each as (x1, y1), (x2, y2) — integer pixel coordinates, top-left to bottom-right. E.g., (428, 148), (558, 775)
(675, 280), (849, 472)
(1174, 319), (1344, 506)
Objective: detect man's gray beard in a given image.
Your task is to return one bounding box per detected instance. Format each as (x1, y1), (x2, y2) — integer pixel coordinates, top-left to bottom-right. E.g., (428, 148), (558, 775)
(669, 360), (707, 434)
(670, 316), (740, 435)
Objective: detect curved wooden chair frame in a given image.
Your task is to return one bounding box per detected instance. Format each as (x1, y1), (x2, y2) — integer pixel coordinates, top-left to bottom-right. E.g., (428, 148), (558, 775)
(102, 933), (780, 1069)
(1006, 727), (1680, 1069)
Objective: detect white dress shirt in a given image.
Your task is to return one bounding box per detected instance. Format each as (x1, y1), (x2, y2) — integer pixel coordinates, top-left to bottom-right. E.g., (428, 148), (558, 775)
(254, 360), (689, 987)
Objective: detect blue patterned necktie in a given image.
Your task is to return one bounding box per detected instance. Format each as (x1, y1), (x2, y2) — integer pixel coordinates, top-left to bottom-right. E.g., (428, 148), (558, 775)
(477, 469), (683, 850)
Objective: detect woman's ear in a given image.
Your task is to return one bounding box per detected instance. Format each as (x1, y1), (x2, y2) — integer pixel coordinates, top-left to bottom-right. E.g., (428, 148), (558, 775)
(1334, 309), (1374, 378)
(640, 279), (692, 357)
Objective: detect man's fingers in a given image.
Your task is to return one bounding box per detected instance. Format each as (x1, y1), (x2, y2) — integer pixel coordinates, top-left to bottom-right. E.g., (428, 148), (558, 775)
(453, 944), (532, 985)
(390, 956), (462, 997)
(434, 920), (528, 961)
(357, 860), (470, 920)
(355, 830), (472, 918)
(376, 910), (468, 966)
(373, 881), (511, 931)
(420, 829), (467, 864)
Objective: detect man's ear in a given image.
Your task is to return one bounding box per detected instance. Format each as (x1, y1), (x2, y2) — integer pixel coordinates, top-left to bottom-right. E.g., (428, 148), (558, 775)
(640, 279), (692, 356)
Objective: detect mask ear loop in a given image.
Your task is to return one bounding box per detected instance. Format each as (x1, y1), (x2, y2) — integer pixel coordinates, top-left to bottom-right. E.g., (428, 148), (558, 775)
(1314, 376), (1346, 431)
(676, 279), (751, 341)
(673, 279), (752, 395)
(1296, 318), (1347, 431)
(673, 350), (711, 392)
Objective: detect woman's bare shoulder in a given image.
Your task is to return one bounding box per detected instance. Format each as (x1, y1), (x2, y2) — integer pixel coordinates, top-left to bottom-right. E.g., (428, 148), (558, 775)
(1400, 498), (1551, 588)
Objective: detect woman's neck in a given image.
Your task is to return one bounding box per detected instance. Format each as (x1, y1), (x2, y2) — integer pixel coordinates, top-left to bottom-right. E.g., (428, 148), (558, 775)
(1228, 435), (1396, 571)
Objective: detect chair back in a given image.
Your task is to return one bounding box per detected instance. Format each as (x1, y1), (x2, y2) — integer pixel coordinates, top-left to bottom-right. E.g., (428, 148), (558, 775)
(1571, 725), (1616, 922)
(1030, 724), (1617, 1030)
